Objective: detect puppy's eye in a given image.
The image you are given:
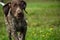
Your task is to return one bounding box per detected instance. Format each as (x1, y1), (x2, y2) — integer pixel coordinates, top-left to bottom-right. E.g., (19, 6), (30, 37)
(20, 2), (26, 10)
(13, 4), (17, 7)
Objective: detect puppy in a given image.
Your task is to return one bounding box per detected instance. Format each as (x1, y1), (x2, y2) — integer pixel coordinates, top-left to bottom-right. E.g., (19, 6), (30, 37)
(3, 0), (27, 40)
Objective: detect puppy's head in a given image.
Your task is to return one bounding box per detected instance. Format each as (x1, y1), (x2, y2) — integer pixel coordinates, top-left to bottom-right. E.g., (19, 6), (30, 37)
(3, 0), (26, 19)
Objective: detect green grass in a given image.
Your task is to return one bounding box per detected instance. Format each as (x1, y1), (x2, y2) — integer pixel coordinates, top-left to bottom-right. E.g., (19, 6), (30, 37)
(0, 1), (60, 40)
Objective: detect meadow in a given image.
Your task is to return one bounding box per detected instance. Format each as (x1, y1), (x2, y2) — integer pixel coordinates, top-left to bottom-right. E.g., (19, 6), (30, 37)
(0, 1), (60, 40)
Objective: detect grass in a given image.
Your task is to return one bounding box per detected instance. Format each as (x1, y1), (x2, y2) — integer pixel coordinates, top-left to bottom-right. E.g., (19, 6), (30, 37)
(0, 1), (60, 40)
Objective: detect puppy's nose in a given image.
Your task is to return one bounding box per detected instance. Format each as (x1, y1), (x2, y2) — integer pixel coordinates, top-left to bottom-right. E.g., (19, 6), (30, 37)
(18, 12), (22, 15)
(18, 12), (24, 17)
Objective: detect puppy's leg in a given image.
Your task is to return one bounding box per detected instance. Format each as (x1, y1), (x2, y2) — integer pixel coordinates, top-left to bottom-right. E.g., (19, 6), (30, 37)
(18, 32), (23, 40)
(19, 27), (27, 40)
(22, 21), (27, 40)
(10, 18), (19, 40)
(8, 30), (12, 40)
(7, 26), (12, 40)
(12, 30), (19, 40)
(22, 28), (27, 40)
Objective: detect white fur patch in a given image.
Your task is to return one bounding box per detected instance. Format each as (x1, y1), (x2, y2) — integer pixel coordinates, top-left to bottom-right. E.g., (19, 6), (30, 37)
(0, 2), (5, 6)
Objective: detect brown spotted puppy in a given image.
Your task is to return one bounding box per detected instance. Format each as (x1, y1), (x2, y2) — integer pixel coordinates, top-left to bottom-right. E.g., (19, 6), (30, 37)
(3, 0), (27, 40)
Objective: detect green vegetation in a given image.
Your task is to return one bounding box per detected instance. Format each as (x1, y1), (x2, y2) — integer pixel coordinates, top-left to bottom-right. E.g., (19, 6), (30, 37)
(0, 1), (60, 40)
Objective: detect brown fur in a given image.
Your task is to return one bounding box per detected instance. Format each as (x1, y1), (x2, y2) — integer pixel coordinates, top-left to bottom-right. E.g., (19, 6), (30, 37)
(3, 0), (27, 40)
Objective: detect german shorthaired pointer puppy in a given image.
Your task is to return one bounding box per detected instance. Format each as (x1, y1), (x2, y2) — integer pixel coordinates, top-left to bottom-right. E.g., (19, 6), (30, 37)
(3, 0), (27, 40)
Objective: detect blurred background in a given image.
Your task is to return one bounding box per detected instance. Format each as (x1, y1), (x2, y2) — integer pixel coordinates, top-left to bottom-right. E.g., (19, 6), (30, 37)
(0, 0), (60, 40)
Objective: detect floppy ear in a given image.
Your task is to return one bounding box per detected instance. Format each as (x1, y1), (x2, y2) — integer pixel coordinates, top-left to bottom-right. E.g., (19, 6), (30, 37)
(21, 1), (27, 10)
(3, 2), (11, 16)
(21, 1), (27, 13)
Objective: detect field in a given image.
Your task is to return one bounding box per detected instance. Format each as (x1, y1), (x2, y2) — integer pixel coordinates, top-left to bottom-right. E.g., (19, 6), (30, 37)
(0, 1), (60, 40)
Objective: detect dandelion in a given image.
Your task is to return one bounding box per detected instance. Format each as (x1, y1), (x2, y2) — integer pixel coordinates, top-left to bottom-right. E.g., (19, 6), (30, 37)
(40, 31), (43, 33)
(32, 31), (36, 36)
(34, 34), (36, 36)
(32, 31), (35, 34)
(42, 35), (45, 37)
(50, 28), (53, 31)
(46, 33), (50, 36)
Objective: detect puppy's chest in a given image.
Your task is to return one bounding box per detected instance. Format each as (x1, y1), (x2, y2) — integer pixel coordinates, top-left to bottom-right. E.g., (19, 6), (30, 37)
(12, 19), (26, 28)
(15, 21), (22, 28)
(14, 20), (26, 31)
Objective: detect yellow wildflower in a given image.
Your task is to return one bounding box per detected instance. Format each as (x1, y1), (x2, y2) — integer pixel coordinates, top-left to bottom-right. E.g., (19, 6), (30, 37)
(50, 28), (53, 31)
(42, 35), (45, 37)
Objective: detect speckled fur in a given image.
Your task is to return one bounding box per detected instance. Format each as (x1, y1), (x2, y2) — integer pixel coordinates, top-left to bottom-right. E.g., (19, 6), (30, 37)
(3, 0), (27, 40)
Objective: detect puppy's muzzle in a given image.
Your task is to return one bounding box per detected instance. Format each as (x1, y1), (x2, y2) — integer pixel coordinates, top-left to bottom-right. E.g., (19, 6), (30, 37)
(17, 13), (24, 18)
